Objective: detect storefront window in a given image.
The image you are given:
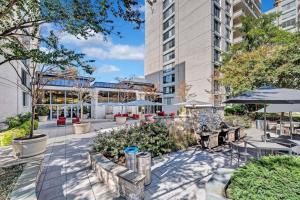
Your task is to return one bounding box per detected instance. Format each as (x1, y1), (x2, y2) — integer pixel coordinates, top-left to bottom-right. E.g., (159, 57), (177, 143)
(98, 91), (109, 103)
(109, 91), (119, 102)
(51, 91), (65, 104)
(66, 91), (79, 104)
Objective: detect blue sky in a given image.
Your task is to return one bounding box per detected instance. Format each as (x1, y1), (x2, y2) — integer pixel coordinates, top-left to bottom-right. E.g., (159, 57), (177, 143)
(43, 1), (275, 83)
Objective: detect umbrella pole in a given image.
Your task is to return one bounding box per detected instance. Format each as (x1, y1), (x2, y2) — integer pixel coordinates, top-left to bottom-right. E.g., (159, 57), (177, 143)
(264, 104), (267, 142)
(289, 112), (293, 138)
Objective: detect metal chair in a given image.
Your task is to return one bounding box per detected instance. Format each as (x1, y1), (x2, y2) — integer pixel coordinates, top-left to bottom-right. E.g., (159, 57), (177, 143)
(291, 146), (300, 155)
(230, 142), (251, 166)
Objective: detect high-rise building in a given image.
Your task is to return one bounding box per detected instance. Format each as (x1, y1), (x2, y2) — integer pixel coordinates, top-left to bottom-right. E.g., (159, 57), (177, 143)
(144, 0), (261, 112)
(266, 0), (300, 32)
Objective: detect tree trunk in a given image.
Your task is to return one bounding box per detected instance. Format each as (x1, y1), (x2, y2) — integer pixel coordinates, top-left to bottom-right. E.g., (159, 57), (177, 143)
(80, 101), (83, 119)
(30, 103), (35, 138)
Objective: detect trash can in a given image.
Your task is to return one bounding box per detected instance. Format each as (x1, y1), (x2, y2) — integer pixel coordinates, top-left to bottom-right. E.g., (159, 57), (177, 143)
(124, 146), (139, 172)
(137, 152), (152, 186)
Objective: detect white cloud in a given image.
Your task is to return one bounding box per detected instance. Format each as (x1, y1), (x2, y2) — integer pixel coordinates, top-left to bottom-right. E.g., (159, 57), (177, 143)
(132, 5), (145, 13)
(59, 32), (144, 61)
(96, 65), (120, 73)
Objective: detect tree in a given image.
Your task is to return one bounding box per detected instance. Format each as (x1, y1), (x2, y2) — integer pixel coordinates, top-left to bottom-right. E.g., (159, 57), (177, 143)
(176, 82), (196, 102)
(220, 13), (300, 96)
(0, 0), (146, 137)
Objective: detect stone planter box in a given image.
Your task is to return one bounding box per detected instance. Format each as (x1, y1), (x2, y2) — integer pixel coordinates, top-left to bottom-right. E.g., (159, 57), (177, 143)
(116, 116), (127, 125)
(38, 116), (48, 122)
(73, 122), (91, 134)
(88, 152), (145, 200)
(227, 130), (236, 142)
(12, 134), (48, 158)
(106, 114), (114, 119)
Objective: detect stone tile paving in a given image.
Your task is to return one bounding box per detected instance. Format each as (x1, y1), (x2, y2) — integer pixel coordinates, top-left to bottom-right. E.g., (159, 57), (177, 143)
(145, 149), (235, 200)
(0, 121), (265, 200)
(36, 120), (130, 200)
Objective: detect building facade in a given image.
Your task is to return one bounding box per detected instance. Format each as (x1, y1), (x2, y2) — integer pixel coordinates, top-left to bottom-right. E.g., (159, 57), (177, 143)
(36, 75), (162, 121)
(144, 0), (261, 112)
(266, 0), (300, 32)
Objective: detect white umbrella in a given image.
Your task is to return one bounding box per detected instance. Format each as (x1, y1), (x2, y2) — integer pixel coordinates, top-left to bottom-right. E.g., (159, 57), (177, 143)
(125, 100), (162, 106)
(174, 100), (213, 108)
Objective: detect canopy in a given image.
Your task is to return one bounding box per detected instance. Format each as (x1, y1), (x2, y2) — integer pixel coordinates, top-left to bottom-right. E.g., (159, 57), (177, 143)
(224, 87), (300, 104)
(125, 100), (162, 106)
(224, 87), (300, 141)
(256, 104), (300, 113)
(98, 102), (124, 106)
(174, 100), (213, 107)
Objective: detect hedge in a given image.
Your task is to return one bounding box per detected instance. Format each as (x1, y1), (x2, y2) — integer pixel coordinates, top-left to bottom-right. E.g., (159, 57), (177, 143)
(0, 120), (39, 146)
(227, 156), (300, 200)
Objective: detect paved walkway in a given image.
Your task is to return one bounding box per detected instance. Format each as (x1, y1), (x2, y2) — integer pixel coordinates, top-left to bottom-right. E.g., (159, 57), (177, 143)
(36, 120), (130, 200)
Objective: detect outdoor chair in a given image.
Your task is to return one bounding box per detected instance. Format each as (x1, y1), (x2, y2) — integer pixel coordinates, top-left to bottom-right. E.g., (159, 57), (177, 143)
(229, 142), (251, 166)
(57, 117), (66, 126)
(291, 146), (300, 155)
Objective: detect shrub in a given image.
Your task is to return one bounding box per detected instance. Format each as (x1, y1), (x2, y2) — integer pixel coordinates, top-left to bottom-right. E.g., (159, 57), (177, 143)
(0, 120), (39, 146)
(92, 123), (177, 163)
(227, 156), (300, 200)
(224, 105), (247, 116)
(4, 112), (32, 129)
(36, 106), (48, 116)
(224, 115), (252, 128)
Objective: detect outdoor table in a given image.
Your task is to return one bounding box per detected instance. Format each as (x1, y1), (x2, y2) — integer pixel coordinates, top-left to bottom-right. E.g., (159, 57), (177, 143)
(244, 140), (292, 157)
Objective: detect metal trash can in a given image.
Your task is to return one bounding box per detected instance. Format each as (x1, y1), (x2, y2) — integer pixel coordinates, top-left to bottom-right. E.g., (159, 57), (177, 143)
(124, 146), (139, 172)
(137, 152), (152, 185)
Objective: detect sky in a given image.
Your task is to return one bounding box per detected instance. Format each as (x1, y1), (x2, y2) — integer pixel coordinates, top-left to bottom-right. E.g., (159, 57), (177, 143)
(42, 0), (275, 83)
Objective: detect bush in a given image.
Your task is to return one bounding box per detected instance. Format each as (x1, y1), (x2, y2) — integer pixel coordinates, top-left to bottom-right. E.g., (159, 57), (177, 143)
(5, 112), (32, 129)
(227, 156), (300, 200)
(92, 123), (177, 163)
(225, 105), (247, 116)
(224, 115), (252, 128)
(36, 106), (48, 116)
(0, 120), (39, 146)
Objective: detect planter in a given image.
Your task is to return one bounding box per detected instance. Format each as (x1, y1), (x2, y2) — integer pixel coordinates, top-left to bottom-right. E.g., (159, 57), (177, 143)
(83, 114), (89, 119)
(38, 115), (48, 122)
(116, 116), (127, 125)
(73, 122), (91, 134)
(106, 114), (114, 119)
(12, 134), (48, 158)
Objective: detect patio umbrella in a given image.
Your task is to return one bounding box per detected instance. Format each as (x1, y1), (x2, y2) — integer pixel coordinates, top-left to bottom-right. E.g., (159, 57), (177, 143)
(125, 100), (162, 106)
(256, 104), (300, 135)
(224, 87), (300, 141)
(174, 100), (213, 108)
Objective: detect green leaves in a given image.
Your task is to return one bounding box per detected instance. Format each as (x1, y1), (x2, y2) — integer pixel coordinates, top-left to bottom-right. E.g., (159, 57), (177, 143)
(227, 156), (300, 200)
(92, 123), (177, 163)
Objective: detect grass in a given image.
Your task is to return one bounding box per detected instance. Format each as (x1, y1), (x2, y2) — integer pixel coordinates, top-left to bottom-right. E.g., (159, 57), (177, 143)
(0, 164), (25, 200)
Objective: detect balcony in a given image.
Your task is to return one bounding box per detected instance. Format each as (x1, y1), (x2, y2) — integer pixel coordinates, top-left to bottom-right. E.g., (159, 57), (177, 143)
(233, 0), (261, 19)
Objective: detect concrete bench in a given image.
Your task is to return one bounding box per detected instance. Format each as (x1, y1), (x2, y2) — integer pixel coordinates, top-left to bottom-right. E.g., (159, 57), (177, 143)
(88, 152), (145, 200)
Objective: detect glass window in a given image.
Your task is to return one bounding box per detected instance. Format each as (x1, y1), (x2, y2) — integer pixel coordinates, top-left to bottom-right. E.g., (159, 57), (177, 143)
(163, 51), (175, 62)
(21, 69), (27, 86)
(163, 27), (175, 41)
(98, 91), (109, 103)
(52, 90), (65, 104)
(163, 15), (175, 30)
(164, 97), (173, 105)
(225, 1), (231, 13)
(163, 0), (174, 10)
(163, 4), (175, 20)
(108, 91), (118, 102)
(225, 41), (231, 51)
(66, 91), (79, 104)
(163, 85), (175, 94)
(282, 9), (296, 20)
(282, 1), (296, 11)
(214, 49), (221, 62)
(281, 18), (296, 28)
(22, 92), (28, 106)
(214, 0), (220, 5)
(214, 20), (221, 33)
(163, 63), (175, 73)
(163, 74), (175, 84)
(214, 6), (220, 19)
(225, 28), (231, 39)
(214, 35), (221, 48)
(163, 39), (175, 52)
(225, 15), (231, 26)
(119, 92), (136, 103)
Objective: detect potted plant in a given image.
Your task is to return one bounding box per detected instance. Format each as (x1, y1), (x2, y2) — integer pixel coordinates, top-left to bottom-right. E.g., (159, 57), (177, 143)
(73, 122), (91, 134)
(105, 112), (114, 119)
(115, 114), (127, 124)
(83, 106), (89, 119)
(36, 106), (48, 122)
